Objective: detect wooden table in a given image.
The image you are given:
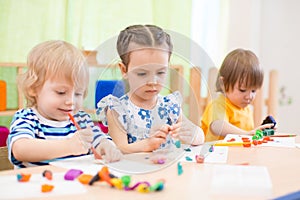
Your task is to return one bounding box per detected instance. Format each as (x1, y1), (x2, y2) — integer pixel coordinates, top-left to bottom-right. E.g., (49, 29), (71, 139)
(1, 136), (300, 200)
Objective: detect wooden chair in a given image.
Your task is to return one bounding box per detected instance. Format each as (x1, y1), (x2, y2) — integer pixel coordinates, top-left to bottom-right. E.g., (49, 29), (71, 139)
(0, 146), (13, 170)
(253, 70), (278, 126)
(188, 67), (218, 124)
(0, 63), (26, 117)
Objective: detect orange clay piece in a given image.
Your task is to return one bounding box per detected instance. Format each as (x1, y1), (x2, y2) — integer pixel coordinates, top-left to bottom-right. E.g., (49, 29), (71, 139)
(42, 170), (53, 180)
(227, 138), (236, 142)
(258, 140), (262, 145)
(17, 173), (31, 182)
(195, 155), (205, 163)
(77, 174), (93, 185)
(243, 142), (251, 147)
(263, 136), (271, 141)
(237, 162), (250, 165)
(99, 166), (112, 186)
(252, 140), (258, 145)
(241, 137), (250, 142)
(41, 184), (54, 193)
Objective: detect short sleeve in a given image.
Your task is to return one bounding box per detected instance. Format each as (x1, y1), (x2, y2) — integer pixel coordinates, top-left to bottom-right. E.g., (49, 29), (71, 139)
(95, 94), (128, 129)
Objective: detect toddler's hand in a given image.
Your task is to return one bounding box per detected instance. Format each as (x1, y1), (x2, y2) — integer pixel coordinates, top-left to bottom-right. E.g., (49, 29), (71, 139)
(71, 128), (93, 155)
(96, 139), (123, 163)
(250, 123), (276, 135)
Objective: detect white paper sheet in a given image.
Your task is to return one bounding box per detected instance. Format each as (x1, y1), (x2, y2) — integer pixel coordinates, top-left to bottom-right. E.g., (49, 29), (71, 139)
(50, 151), (186, 175)
(0, 172), (86, 200)
(223, 134), (296, 148)
(210, 165), (272, 198)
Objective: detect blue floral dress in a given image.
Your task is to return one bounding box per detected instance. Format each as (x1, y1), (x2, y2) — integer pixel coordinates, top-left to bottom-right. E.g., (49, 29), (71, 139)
(96, 91), (182, 147)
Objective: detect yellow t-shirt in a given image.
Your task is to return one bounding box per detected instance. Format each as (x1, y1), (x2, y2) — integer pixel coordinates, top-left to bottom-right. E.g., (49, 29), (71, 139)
(201, 94), (254, 142)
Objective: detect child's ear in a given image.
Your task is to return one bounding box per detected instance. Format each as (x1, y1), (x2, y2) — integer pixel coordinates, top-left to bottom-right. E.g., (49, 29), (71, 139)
(28, 88), (37, 97)
(118, 62), (127, 79)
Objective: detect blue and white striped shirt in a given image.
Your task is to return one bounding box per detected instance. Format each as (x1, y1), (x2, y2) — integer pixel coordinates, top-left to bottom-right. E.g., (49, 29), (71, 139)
(8, 108), (110, 168)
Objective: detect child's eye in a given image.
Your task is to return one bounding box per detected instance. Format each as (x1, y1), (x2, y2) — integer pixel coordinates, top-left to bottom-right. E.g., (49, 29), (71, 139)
(137, 72), (147, 76)
(239, 89), (246, 92)
(75, 92), (83, 96)
(157, 71), (166, 75)
(56, 91), (66, 95)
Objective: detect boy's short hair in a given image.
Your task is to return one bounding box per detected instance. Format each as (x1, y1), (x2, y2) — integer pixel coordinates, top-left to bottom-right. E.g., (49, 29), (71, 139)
(216, 48), (264, 92)
(19, 40), (88, 107)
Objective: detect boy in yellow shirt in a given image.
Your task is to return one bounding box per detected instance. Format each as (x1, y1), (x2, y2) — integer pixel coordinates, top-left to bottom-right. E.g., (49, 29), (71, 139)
(201, 49), (274, 142)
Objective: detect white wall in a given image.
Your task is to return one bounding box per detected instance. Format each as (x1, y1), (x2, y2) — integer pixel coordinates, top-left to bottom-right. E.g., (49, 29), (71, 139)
(225, 0), (300, 133)
(260, 0), (300, 133)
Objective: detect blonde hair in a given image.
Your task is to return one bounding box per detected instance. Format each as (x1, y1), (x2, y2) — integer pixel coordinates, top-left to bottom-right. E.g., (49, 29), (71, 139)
(116, 24), (173, 69)
(19, 40), (89, 107)
(216, 48), (264, 92)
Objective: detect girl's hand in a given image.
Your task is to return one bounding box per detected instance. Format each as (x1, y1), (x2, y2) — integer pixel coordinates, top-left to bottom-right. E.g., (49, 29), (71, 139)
(96, 139), (123, 163)
(70, 128), (93, 155)
(169, 116), (205, 145)
(146, 124), (170, 151)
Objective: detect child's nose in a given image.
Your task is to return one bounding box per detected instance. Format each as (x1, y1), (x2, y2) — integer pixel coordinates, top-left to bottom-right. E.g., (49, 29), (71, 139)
(245, 91), (255, 100)
(147, 75), (158, 85)
(65, 94), (75, 105)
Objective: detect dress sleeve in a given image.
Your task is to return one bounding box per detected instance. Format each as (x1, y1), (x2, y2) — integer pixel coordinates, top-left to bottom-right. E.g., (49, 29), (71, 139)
(95, 94), (128, 130)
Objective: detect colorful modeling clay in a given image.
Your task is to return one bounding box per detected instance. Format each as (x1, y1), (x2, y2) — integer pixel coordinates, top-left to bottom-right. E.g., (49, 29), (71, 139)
(17, 173), (31, 182)
(42, 170), (53, 180)
(195, 155), (205, 163)
(77, 174), (93, 184)
(89, 167), (165, 193)
(175, 140), (181, 148)
(64, 169), (83, 181)
(41, 184), (54, 193)
(185, 156), (193, 161)
(177, 162), (183, 175)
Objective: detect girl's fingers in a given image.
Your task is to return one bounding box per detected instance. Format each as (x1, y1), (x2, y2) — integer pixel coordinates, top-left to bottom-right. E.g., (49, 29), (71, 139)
(154, 131), (168, 139)
(169, 122), (182, 131)
(159, 124), (172, 133)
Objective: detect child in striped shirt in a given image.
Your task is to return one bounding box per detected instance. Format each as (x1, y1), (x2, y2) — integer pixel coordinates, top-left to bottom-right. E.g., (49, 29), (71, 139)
(8, 40), (122, 168)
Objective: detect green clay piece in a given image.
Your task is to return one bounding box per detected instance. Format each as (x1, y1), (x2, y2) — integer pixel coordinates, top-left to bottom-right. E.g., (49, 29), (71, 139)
(121, 175), (131, 187)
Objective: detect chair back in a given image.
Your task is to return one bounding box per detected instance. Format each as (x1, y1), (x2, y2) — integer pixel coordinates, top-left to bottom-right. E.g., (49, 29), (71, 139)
(0, 146), (13, 170)
(0, 126), (9, 147)
(94, 80), (125, 108)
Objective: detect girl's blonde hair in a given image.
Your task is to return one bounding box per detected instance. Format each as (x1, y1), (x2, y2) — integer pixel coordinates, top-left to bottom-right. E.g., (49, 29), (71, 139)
(116, 24), (173, 69)
(216, 48), (264, 92)
(19, 40), (89, 107)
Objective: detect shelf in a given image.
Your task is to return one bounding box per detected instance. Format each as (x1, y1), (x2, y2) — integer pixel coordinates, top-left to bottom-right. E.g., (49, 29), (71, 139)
(0, 110), (18, 117)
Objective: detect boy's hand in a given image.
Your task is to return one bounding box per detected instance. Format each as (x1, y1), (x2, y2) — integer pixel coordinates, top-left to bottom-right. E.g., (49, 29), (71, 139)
(96, 139), (123, 163)
(71, 128), (93, 155)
